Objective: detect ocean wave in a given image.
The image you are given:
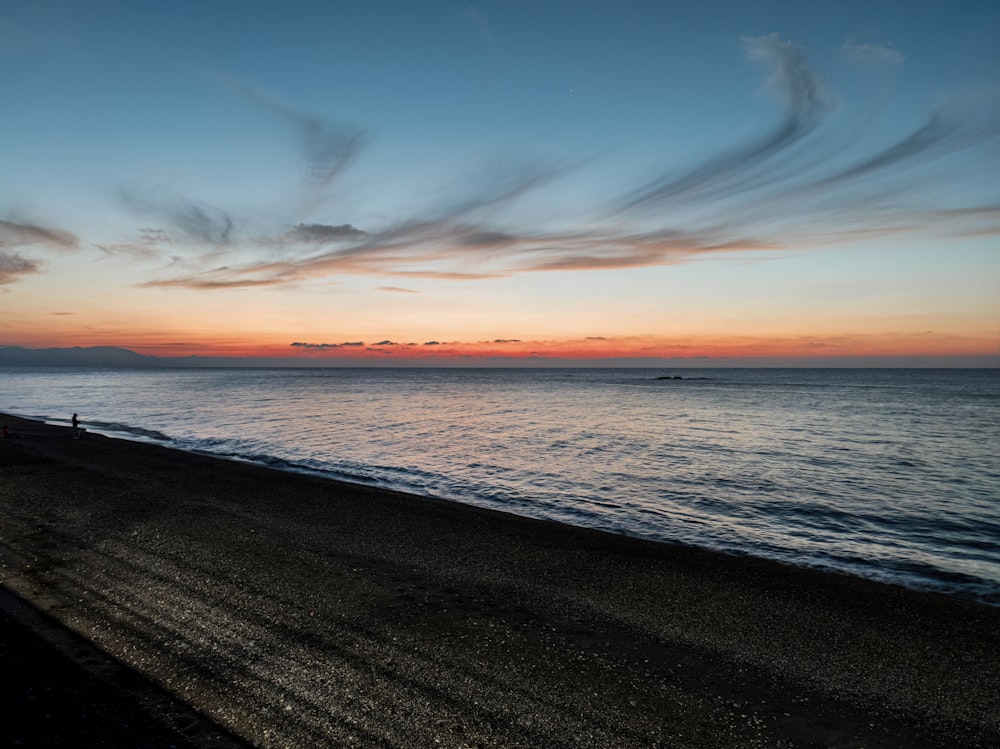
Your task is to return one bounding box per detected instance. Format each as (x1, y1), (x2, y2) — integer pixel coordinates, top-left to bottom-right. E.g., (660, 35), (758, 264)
(190, 447), (385, 486)
(82, 419), (173, 443)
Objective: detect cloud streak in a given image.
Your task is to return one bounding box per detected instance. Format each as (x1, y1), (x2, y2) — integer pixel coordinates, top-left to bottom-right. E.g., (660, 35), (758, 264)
(0, 251), (41, 285)
(154, 33), (992, 291)
(48, 34), (1000, 293)
(218, 76), (369, 187)
(118, 185), (235, 246)
(0, 217), (78, 284)
(110, 75), (371, 266)
(0, 218), (78, 250)
(841, 40), (905, 65)
(622, 33), (831, 212)
(142, 222), (787, 289)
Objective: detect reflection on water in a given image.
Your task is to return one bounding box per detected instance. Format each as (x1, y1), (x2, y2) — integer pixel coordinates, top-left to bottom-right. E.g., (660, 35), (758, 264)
(3, 367), (999, 603)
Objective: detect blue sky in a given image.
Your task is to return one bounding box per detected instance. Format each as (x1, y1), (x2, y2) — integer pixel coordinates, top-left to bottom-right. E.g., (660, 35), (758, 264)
(1, 0), (998, 362)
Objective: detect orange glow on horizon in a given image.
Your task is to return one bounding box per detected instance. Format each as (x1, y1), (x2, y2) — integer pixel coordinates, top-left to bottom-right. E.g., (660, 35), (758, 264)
(4, 329), (995, 362)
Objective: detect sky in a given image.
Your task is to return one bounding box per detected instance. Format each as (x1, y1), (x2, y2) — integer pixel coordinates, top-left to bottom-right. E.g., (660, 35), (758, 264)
(1, 0), (998, 365)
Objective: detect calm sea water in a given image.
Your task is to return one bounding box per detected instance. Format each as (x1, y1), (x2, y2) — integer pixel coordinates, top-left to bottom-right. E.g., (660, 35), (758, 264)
(3, 367), (998, 604)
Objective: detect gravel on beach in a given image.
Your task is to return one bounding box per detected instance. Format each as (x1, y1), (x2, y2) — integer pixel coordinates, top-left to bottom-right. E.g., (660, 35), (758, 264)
(1, 413), (998, 748)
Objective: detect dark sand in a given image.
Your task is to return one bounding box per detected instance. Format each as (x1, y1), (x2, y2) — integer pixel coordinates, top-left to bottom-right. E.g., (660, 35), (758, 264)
(1, 413), (997, 748)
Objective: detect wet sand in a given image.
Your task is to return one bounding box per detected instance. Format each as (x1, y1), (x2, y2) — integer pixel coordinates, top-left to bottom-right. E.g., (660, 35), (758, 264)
(1, 412), (998, 748)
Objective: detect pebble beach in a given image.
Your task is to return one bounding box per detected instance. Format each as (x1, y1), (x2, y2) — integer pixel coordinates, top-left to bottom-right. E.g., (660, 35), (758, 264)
(1, 413), (998, 748)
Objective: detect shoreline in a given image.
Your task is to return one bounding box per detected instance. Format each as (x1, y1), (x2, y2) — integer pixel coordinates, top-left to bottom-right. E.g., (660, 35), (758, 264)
(2, 412), (998, 747)
(12, 407), (994, 610)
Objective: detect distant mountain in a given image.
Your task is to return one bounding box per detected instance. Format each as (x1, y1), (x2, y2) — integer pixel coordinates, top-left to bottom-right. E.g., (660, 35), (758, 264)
(0, 345), (161, 367)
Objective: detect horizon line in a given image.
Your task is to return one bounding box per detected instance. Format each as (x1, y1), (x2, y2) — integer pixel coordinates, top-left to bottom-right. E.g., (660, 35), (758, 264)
(1, 345), (998, 369)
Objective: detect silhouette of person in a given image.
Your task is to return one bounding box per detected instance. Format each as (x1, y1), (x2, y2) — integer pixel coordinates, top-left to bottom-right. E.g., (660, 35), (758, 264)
(72, 413), (80, 439)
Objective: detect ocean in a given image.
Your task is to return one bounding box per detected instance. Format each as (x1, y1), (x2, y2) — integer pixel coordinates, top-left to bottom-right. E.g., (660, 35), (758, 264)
(3, 367), (998, 604)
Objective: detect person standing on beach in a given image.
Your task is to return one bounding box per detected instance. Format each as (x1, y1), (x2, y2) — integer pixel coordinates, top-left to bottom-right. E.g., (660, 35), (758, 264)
(71, 413), (80, 439)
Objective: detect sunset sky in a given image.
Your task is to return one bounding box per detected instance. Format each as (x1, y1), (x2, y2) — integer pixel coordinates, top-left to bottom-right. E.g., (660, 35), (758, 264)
(2, 0), (998, 365)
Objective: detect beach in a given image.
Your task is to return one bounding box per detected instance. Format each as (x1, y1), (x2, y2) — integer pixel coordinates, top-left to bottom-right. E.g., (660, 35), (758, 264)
(1, 413), (998, 748)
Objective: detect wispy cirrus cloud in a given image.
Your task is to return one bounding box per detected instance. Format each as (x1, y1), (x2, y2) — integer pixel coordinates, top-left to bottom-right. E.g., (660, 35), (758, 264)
(841, 40), (905, 65)
(806, 109), (992, 191)
(140, 160), (572, 287)
(142, 273), (295, 290)
(0, 216), (78, 284)
(0, 251), (41, 285)
(216, 75), (369, 188)
(95, 242), (162, 261)
(106, 74), (370, 275)
(142, 224), (782, 288)
(622, 33), (832, 213)
(117, 184), (235, 246)
(0, 218), (78, 250)
(123, 34), (999, 293)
